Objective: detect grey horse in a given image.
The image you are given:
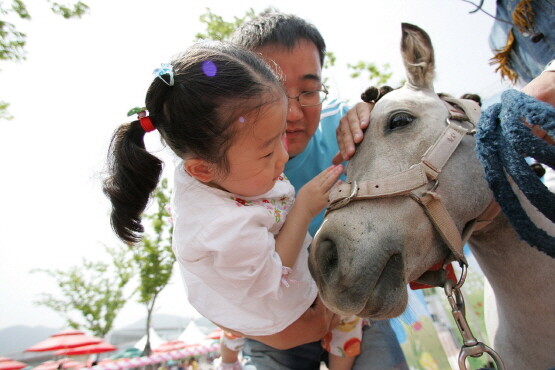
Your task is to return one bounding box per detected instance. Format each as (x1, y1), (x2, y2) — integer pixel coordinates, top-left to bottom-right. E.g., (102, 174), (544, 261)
(309, 23), (555, 370)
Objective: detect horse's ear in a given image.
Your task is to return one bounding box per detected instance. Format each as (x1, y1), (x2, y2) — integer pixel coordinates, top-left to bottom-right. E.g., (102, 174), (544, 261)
(401, 23), (435, 91)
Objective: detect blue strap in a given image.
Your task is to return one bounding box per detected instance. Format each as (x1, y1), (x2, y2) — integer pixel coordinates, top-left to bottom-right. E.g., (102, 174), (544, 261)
(475, 89), (555, 258)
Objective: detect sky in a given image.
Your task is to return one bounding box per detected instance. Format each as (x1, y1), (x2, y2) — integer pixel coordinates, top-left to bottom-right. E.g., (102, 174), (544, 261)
(0, 0), (513, 334)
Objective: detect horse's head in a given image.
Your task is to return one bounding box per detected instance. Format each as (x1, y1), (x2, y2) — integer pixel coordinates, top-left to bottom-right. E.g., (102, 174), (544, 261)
(309, 23), (491, 318)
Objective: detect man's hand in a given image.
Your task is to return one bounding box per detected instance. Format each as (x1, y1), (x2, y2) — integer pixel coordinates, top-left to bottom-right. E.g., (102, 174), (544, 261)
(333, 102), (373, 164)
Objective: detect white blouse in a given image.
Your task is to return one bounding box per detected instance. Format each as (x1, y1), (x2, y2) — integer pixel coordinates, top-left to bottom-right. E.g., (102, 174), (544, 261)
(171, 163), (317, 336)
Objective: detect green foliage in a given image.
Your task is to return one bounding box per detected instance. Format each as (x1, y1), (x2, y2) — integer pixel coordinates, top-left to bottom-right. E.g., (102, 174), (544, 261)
(131, 178), (174, 355)
(0, 0), (89, 62)
(195, 7), (256, 41)
(195, 8), (396, 95)
(0, 0), (29, 62)
(347, 61), (393, 86)
(47, 0), (89, 19)
(133, 178), (174, 305)
(322, 51), (337, 86)
(0, 101), (13, 120)
(323, 51), (336, 70)
(32, 246), (135, 337)
(1, 0), (89, 120)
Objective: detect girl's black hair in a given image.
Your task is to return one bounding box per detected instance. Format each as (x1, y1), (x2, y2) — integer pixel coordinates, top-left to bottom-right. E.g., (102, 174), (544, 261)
(103, 41), (283, 243)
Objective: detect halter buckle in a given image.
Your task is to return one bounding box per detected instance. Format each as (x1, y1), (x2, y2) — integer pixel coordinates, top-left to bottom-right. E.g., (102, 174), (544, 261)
(327, 181), (359, 212)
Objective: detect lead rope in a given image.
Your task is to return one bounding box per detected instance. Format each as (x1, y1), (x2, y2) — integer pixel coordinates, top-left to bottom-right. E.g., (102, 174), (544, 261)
(475, 89), (555, 257)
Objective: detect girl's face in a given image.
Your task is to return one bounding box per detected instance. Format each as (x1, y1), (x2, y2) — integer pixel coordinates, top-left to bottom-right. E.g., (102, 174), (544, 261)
(212, 96), (289, 197)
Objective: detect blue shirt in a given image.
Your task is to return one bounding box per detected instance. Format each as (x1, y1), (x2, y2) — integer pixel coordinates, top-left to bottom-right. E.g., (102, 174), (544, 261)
(489, 0), (554, 83)
(284, 99), (349, 236)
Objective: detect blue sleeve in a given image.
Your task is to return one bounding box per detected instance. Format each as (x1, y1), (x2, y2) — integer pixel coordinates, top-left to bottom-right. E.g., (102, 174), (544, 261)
(488, 1), (554, 83)
(285, 100), (350, 236)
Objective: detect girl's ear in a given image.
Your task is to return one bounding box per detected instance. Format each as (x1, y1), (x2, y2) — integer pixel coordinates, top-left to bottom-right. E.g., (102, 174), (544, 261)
(184, 159), (215, 183)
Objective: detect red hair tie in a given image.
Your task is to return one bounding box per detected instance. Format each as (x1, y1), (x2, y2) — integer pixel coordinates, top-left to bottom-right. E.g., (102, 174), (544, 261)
(139, 116), (155, 132)
(137, 111), (155, 132)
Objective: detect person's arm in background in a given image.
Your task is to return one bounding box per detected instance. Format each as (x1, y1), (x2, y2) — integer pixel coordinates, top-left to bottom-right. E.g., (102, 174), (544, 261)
(520, 60), (555, 144)
(217, 296), (339, 350)
(521, 60), (555, 106)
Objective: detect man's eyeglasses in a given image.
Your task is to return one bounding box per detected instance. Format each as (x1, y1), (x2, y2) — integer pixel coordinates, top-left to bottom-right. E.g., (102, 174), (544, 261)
(287, 86), (328, 107)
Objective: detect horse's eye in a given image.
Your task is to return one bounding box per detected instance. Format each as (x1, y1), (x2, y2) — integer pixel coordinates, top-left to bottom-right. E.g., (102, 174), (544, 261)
(389, 112), (415, 130)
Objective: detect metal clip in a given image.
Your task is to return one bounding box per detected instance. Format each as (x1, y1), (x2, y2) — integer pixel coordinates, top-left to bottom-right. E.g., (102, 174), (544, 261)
(444, 275), (505, 370)
(458, 342), (505, 370)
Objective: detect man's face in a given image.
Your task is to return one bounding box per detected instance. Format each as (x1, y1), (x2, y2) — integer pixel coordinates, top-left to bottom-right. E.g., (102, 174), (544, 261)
(256, 40), (323, 158)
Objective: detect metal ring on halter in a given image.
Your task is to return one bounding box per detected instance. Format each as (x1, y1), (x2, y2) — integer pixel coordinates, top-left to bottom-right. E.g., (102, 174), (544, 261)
(446, 117), (476, 135)
(327, 181), (359, 212)
(429, 179), (439, 192)
(454, 261), (467, 290)
(443, 261), (468, 291)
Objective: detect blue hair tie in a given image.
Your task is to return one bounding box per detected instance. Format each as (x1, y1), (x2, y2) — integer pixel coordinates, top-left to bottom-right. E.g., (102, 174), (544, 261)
(153, 63), (174, 86)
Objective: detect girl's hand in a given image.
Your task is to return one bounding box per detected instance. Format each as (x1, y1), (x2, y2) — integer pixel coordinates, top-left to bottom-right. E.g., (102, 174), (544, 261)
(296, 165), (343, 218)
(275, 165), (343, 268)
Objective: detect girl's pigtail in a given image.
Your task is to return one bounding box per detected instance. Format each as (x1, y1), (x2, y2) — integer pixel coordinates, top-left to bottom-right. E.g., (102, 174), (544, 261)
(103, 120), (163, 244)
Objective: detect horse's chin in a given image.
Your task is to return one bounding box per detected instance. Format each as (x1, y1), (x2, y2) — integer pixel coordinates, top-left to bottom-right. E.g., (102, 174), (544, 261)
(320, 280), (409, 320)
(322, 288), (408, 320)
(357, 286), (408, 319)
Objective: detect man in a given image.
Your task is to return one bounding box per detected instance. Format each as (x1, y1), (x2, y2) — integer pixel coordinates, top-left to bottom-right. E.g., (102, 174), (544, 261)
(231, 11), (408, 370)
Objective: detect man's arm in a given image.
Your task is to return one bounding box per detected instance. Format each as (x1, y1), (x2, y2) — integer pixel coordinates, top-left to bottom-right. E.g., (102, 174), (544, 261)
(333, 102), (373, 164)
(217, 297), (339, 350)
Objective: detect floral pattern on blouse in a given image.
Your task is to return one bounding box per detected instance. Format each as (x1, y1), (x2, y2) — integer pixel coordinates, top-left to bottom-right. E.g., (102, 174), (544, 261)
(230, 176), (293, 223)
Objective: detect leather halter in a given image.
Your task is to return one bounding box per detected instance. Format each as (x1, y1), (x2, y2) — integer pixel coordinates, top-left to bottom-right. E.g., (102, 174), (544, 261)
(326, 97), (500, 270)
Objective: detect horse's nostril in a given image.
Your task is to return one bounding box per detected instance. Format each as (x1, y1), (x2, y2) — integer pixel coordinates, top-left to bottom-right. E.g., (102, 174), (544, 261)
(317, 239), (339, 280)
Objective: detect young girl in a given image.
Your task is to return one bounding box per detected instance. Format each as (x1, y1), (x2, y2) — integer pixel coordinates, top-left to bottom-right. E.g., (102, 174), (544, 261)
(103, 41), (362, 370)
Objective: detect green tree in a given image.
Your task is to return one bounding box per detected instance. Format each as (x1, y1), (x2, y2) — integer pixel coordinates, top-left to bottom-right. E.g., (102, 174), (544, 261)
(132, 178), (175, 355)
(194, 7), (256, 41)
(1, 0), (89, 119)
(195, 8), (394, 92)
(32, 245), (135, 337)
(347, 61), (393, 87)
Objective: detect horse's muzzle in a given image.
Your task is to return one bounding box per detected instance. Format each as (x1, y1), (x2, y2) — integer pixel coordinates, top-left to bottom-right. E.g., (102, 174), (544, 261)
(309, 230), (408, 318)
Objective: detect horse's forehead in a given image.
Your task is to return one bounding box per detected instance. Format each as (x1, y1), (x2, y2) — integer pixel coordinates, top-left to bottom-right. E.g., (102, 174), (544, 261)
(375, 88), (442, 115)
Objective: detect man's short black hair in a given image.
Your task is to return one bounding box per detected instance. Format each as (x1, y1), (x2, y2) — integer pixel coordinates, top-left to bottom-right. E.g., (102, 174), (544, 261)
(231, 10), (326, 65)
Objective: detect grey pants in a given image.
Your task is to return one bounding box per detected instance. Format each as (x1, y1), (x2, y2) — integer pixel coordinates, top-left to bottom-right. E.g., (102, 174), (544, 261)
(242, 319), (408, 370)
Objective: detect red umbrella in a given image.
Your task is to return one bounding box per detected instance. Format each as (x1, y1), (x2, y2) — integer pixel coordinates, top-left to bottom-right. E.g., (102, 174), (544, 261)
(54, 341), (117, 356)
(204, 328), (222, 340)
(26, 330), (102, 352)
(153, 340), (189, 352)
(33, 359), (84, 370)
(0, 357), (27, 370)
